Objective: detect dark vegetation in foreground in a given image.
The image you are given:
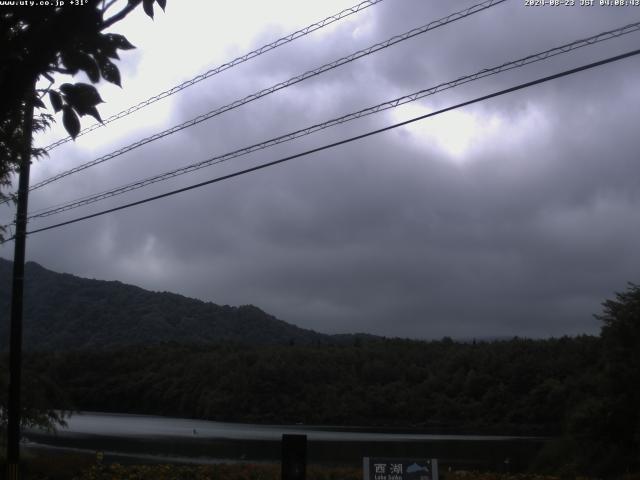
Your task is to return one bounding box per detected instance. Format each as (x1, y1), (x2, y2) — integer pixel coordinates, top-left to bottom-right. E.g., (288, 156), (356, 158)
(8, 455), (640, 480)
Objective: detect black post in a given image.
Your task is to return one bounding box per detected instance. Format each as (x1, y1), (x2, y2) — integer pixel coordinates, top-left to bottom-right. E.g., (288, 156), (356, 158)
(281, 434), (307, 480)
(6, 83), (35, 480)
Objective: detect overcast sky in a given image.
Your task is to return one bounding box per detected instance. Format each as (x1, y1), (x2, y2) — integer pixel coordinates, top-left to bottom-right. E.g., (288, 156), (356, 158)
(2, 0), (639, 339)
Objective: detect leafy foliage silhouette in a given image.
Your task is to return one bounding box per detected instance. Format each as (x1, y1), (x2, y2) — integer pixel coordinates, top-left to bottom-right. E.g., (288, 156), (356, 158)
(565, 283), (640, 476)
(0, 0), (167, 238)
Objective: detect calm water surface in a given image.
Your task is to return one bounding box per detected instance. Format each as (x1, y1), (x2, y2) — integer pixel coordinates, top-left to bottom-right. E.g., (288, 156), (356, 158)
(25, 412), (547, 469)
(56, 412), (532, 442)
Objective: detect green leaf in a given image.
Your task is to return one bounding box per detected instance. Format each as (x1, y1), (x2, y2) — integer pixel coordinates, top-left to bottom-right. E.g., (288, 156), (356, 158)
(59, 83), (74, 96)
(60, 83), (103, 112)
(49, 90), (63, 112)
(33, 97), (45, 109)
(71, 83), (104, 107)
(94, 43), (119, 61)
(67, 84), (104, 123)
(143, 0), (154, 18)
(60, 52), (80, 75)
(156, 0), (166, 11)
(78, 52), (100, 83)
(61, 50), (101, 83)
(79, 106), (102, 124)
(103, 48), (120, 60)
(103, 33), (135, 51)
(62, 106), (80, 139)
(97, 57), (122, 87)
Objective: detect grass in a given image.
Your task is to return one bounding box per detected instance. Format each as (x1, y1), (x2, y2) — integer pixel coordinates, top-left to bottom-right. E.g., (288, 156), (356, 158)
(29, 464), (569, 480)
(23, 462), (360, 480)
(4, 444), (639, 479)
(19, 461), (640, 480)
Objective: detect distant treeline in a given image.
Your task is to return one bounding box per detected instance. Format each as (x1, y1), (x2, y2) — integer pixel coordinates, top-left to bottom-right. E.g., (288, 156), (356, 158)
(21, 336), (600, 434)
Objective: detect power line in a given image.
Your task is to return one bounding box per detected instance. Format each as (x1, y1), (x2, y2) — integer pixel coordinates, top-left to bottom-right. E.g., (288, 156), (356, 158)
(42, 0), (386, 152)
(8, 47), (637, 242)
(26, 21), (640, 221)
(27, 0), (506, 193)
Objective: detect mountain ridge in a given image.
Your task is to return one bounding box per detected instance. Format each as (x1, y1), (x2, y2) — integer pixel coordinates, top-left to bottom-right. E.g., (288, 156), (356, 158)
(0, 257), (364, 351)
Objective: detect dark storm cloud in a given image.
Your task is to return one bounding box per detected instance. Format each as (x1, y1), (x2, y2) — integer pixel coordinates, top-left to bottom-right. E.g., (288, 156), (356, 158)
(3, 0), (639, 339)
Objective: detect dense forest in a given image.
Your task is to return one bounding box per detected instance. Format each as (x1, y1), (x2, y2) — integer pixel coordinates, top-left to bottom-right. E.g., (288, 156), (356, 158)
(2, 331), (637, 475)
(17, 336), (600, 434)
(13, 329), (636, 476)
(0, 259), (347, 350)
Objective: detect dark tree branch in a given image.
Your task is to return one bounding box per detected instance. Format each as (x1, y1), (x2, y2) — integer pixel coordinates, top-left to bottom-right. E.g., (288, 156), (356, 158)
(37, 80), (53, 100)
(50, 67), (72, 74)
(101, 0), (120, 15)
(102, 2), (138, 30)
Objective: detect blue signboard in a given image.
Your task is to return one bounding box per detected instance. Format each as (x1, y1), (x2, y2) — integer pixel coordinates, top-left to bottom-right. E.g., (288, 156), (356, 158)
(363, 458), (438, 480)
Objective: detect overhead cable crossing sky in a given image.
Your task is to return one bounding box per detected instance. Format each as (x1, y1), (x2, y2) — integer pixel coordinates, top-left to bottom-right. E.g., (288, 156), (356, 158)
(27, 0), (507, 193)
(41, 0), (386, 151)
(25, 21), (640, 221)
(5, 48), (636, 242)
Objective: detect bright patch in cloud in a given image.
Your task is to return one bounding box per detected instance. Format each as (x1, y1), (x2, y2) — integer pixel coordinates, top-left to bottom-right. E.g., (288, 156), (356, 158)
(390, 102), (504, 163)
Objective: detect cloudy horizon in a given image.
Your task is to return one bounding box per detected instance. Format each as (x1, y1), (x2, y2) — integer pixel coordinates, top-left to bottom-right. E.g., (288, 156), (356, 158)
(1, 0), (639, 339)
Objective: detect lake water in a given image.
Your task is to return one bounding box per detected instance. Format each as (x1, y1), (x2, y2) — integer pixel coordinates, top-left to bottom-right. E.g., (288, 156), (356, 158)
(25, 412), (548, 470)
(52, 412), (533, 442)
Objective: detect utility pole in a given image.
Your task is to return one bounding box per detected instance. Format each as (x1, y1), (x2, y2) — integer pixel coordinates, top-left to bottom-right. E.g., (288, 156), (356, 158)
(6, 80), (36, 480)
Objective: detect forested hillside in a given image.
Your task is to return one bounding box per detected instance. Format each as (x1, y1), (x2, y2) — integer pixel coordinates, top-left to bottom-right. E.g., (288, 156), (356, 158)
(20, 336), (600, 434)
(0, 258), (331, 350)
